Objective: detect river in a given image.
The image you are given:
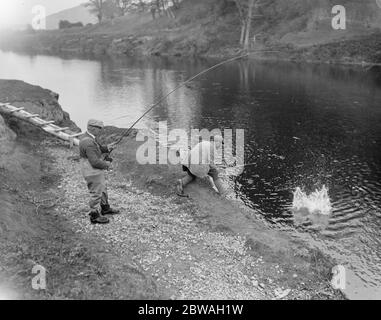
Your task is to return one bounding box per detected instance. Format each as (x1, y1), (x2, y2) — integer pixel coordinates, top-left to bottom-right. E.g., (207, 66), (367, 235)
(0, 50), (380, 299)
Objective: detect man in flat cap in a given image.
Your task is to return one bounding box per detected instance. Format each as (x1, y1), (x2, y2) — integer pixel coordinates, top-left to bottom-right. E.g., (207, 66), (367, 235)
(79, 119), (120, 224)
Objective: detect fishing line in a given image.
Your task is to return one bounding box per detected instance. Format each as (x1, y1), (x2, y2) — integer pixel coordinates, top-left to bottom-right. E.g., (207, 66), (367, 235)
(109, 50), (279, 154)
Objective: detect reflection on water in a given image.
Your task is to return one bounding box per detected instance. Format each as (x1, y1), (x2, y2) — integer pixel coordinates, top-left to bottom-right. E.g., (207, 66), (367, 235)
(0, 52), (204, 130)
(0, 50), (380, 298)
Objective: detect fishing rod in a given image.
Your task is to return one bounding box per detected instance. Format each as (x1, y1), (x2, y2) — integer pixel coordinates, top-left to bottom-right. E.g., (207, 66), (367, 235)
(109, 50), (279, 154)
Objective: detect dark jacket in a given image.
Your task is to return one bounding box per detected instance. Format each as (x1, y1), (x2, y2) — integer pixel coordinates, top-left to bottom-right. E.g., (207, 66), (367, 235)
(79, 132), (110, 170)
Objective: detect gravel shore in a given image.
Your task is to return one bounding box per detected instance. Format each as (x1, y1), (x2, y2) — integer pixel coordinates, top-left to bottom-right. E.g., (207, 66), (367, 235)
(47, 134), (341, 300)
(52, 145), (268, 299)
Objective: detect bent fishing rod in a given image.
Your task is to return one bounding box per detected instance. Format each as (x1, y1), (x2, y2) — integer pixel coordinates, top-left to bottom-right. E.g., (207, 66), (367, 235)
(109, 50), (279, 154)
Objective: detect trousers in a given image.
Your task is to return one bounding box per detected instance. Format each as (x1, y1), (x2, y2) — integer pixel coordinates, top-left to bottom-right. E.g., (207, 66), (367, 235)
(84, 172), (108, 212)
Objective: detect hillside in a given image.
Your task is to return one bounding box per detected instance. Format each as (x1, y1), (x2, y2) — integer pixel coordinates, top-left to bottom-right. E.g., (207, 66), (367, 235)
(46, 3), (98, 30)
(1, 0), (380, 63)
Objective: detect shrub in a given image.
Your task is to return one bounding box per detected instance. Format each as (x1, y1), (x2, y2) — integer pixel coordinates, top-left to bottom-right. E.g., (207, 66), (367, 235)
(59, 20), (84, 29)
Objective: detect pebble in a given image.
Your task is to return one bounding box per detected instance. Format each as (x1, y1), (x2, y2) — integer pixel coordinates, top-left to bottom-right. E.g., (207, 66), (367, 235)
(274, 288), (291, 299)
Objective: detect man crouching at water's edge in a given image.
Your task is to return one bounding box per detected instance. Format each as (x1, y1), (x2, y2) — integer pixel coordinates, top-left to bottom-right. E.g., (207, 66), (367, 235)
(79, 119), (120, 224)
(177, 135), (227, 197)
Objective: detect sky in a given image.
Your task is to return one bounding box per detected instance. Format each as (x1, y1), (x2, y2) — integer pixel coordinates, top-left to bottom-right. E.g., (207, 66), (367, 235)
(0, 0), (86, 29)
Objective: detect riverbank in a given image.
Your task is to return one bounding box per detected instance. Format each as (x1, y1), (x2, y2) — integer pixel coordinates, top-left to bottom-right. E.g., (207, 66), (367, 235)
(1, 0), (381, 65)
(0, 79), (345, 299)
(3, 30), (381, 65)
(0, 83), (158, 299)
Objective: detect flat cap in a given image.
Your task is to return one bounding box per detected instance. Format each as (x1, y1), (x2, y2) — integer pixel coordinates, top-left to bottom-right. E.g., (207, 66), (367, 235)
(87, 119), (104, 128)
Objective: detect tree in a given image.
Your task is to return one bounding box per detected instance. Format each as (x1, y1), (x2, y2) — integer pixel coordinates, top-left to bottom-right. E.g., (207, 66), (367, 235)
(234, 0), (263, 50)
(165, 0), (176, 19)
(172, 0), (180, 10)
(137, 0), (146, 12)
(103, 0), (120, 19)
(113, 0), (130, 16)
(155, 0), (162, 16)
(85, 0), (105, 23)
(243, 0), (255, 50)
(154, 0), (176, 19)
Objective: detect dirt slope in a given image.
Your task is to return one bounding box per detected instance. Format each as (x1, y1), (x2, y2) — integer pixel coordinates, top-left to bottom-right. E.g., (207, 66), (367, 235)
(0, 81), (158, 299)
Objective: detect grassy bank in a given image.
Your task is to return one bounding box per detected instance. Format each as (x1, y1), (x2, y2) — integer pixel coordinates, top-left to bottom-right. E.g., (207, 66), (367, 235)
(1, 0), (381, 64)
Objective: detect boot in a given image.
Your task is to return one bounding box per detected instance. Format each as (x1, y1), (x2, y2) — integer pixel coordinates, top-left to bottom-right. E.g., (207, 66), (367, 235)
(214, 178), (228, 197)
(89, 211), (110, 224)
(101, 204), (121, 215)
(176, 179), (191, 198)
(176, 179), (184, 195)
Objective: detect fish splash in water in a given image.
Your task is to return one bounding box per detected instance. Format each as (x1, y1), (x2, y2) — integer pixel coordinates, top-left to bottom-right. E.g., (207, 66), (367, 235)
(292, 186), (332, 230)
(292, 185), (332, 216)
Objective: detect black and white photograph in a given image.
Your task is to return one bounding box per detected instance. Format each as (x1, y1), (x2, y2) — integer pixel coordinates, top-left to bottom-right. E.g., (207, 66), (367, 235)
(0, 0), (380, 304)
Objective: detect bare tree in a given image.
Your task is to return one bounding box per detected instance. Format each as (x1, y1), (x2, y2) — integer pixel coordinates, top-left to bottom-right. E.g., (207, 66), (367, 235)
(172, 0), (180, 10)
(156, 0), (176, 19)
(244, 0), (255, 50)
(147, 0), (179, 19)
(164, 0), (176, 19)
(86, 0), (105, 23)
(113, 0), (131, 16)
(155, 0), (162, 16)
(234, 0), (263, 50)
(136, 0), (145, 12)
(234, 0), (246, 45)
